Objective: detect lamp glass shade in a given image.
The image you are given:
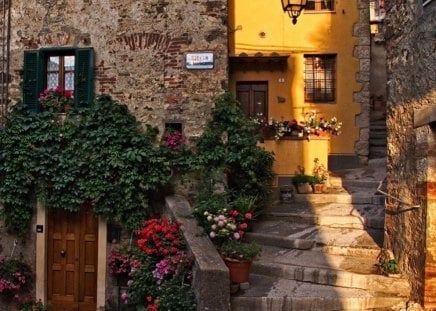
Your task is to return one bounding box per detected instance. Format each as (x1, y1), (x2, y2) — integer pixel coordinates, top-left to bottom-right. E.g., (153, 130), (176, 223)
(281, 0), (308, 12)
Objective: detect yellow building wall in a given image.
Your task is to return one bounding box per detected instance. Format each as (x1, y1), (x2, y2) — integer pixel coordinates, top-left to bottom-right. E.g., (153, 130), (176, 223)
(229, 0), (361, 156)
(259, 137), (330, 179)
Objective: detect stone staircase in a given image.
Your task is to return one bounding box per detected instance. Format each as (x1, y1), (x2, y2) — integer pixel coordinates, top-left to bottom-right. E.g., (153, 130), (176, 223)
(369, 112), (387, 159)
(231, 160), (410, 311)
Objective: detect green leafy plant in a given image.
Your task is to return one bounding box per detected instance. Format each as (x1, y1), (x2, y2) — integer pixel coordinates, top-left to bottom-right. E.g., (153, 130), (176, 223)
(292, 166), (316, 185)
(219, 240), (261, 262)
(380, 259), (399, 274)
(195, 92), (275, 204)
(0, 95), (171, 236)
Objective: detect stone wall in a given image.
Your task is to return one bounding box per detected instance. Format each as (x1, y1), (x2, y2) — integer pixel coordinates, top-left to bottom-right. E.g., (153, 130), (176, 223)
(9, 0), (228, 137)
(384, 0), (436, 306)
(2, 1), (228, 308)
(353, 0), (371, 164)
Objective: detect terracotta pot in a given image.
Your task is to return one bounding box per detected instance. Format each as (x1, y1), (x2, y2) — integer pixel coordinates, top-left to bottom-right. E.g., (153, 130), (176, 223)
(223, 257), (252, 283)
(313, 183), (326, 194)
(297, 182), (313, 194)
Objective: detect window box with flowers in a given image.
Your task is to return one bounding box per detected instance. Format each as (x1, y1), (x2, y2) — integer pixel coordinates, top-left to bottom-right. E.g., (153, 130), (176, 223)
(254, 111), (342, 141)
(39, 87), (73, 113)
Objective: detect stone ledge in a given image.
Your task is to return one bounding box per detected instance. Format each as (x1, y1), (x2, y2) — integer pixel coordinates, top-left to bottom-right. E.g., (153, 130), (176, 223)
(164, 195), (230, 311)
(414, 106), (436, 128)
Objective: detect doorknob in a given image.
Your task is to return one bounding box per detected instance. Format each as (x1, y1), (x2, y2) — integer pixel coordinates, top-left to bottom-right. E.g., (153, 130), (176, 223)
(60, 250), (66, 257)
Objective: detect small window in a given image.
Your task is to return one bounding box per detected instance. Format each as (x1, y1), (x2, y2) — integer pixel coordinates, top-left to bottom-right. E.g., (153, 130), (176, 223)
(23, 48), (94, 112)
(46, 55), (75, 92)
(305, 0), (334, 11)
(304, 55), (336, 103)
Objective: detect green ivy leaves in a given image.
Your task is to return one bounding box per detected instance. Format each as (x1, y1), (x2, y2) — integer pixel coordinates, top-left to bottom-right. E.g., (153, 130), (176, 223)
(0, 96), (170, 236)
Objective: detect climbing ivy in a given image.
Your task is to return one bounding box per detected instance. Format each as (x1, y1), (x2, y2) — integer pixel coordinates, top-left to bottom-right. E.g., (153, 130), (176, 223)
(0, 95), (171, 236)
(195, 93), (275, 203)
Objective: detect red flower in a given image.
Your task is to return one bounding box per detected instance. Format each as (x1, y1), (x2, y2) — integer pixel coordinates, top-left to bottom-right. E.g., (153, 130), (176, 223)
(244, 213), (253, 220)
(239, 223), (248, 230)
(137, 218), (184, 258)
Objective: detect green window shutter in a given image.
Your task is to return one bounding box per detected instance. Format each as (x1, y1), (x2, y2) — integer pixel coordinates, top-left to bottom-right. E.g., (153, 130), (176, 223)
(74, 48), (94, 108)
(23, 50), (42, 112)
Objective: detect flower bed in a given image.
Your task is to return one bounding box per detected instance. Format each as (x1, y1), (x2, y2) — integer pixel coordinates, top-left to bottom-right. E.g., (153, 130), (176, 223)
(108, 218), (196, 310)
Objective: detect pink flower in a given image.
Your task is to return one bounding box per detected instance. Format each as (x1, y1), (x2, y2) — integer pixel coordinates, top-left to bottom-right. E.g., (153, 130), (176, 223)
(244, 213), (253, 220)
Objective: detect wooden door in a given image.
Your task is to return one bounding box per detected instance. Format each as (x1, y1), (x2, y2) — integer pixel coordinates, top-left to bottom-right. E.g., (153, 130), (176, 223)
(47, 205), (98, 311)
(236, 82), (268, 119)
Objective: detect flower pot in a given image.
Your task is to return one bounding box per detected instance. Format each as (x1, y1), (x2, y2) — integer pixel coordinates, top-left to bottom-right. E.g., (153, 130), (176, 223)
(313, 183), (326, 194)
(223, 257), (252, 283)
(296, 182), (312, 194)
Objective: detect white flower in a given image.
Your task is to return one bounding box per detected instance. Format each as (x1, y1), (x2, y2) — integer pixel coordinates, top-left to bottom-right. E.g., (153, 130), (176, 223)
(211, 224), (217, 230)
(204, 211), (209, 216)
(207, 215), (213, 222)
(209, 232), (216, 239)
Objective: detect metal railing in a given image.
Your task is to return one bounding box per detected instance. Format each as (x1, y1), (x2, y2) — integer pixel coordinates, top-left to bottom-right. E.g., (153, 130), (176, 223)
(377, 178), (420, 213)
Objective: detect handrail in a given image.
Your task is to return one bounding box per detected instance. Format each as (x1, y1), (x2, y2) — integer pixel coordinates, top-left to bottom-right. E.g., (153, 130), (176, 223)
(377, 179), (420, 210)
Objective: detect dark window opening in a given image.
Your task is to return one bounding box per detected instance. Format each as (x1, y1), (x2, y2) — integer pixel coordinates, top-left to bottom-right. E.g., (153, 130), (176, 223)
(306, 0), (334, 11)
(304, 54), (336, 103)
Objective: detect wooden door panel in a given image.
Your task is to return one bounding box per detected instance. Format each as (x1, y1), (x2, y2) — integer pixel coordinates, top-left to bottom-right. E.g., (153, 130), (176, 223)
(48, 206), (98, 311)
(236, 82), (268, 118)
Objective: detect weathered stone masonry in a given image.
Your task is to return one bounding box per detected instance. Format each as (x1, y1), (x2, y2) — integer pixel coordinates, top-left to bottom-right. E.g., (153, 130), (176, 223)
(4, 0), (228, 308)
(384, 0), (435, 307)
(10, 0), (228, 136)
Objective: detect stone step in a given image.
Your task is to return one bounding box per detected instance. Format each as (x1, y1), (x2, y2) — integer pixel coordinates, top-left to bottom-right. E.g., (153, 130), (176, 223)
(246, 221), (383, 251)
(369, 130), (387, 139)
(250, 246), (409, 296)
(231, 275), (408, 311)
(370, 147), (387, 158)
(292, 192), (385, 205)
(261, 202), (385, 229)
(370, 138), (387, 147)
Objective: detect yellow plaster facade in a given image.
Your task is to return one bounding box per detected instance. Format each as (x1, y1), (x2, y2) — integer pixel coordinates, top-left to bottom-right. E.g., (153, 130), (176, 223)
(229, 0), (363, 177)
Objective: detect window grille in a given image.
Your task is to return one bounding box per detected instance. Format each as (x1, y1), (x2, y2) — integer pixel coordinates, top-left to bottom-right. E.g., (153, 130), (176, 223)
(304, 55), (336, 103)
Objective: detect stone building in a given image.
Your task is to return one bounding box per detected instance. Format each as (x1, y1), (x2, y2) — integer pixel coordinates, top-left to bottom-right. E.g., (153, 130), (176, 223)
(0, 1), (228, 309)
(1, 0), (434, 309)
(383, 0), (436, 308)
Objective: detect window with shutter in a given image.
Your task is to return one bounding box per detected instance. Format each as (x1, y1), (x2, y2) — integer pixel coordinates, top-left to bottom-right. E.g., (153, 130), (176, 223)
(23, 48), (94, 112)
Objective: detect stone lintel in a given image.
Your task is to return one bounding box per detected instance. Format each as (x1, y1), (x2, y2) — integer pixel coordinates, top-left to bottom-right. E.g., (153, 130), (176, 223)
(414, 106), (436, 128)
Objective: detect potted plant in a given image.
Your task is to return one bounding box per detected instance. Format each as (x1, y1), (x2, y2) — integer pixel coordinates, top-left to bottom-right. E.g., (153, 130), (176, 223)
(312, 158), (329, 193)
(291, 166), (315, 194)
(219, 240), (261, 283)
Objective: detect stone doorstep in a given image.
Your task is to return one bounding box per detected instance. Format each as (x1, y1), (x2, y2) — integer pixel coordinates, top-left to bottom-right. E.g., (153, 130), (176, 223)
(250, 261), (410, 296)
